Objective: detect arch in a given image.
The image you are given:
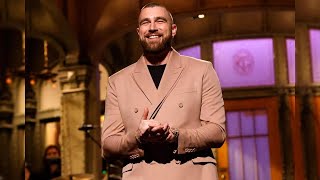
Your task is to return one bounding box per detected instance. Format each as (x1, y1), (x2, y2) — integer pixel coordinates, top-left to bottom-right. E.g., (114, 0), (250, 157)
(25, 0), (79, 57)
(0, 0), (25, 30)
(1, 0), (79, 58)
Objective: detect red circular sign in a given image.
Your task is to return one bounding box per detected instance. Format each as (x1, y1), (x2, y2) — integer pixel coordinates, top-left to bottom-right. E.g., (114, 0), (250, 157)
(233, 49), (255, 75)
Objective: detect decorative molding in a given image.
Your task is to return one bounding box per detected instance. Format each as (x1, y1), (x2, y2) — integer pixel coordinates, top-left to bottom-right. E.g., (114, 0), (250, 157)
(278, 86), (295, 95)
(59, 65), (93, 93)
(222, 86), (296, 99)
(311, 85), (320, 96)
(296, 85), (320, 96)
(13, 114), (25, 126)
(37, 108), (61, 120)
(0, 99), (13, 121)
(0, 83), (14, 123)
(0, 123), (13, 130)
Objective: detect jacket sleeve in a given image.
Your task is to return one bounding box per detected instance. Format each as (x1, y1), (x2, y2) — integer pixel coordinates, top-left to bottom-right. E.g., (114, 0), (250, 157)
(101, 78), (143, 159)
(177, 63), (226, 154)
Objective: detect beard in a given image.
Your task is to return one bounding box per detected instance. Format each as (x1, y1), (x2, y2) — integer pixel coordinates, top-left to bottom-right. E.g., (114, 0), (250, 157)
(140, 33), (172, 55)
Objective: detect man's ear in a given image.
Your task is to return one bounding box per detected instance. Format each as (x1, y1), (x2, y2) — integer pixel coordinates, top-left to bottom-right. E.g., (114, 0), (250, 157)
(172, 24), (177, 37)
(136, 27), (140, 35)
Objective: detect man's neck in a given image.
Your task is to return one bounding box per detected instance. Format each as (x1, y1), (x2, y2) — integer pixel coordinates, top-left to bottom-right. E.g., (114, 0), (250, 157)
(144, 49), (172, 66)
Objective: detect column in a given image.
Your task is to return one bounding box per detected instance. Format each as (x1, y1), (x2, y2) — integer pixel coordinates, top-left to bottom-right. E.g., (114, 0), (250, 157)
(59, 64), (101, 179)
(274, 36), (294, 179)
(24, 78), (39, 171)
(0, 87), (13, 179)
(296, 24), (318, 179)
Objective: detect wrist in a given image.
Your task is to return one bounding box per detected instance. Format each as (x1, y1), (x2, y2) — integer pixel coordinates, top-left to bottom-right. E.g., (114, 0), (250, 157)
(135, 130), (146, 145)
(169, 128), (179, 143)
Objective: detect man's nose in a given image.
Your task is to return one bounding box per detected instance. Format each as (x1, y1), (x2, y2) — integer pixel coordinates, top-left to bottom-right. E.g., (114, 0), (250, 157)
(149, 29), (158, 33)
(149, 22), (158, 33)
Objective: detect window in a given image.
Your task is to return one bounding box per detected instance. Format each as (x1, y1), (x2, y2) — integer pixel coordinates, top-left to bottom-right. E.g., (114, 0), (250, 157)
(227, 110), (270, 180)
(178, 45), (201, 59)
(213, 39), (275, 88)
(16, 79), (25, 114)
(40, 80), (61, 111)
(43, 119), (61, 147)
(309, 29), (320, 83)
(286, 39), (295, 84)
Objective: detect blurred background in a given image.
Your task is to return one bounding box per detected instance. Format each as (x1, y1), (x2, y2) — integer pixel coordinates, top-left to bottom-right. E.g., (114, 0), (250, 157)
(0, 0), (319, 179)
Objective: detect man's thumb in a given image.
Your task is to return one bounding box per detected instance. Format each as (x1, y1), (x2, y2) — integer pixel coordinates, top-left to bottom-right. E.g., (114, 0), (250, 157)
(142, 108), (149, 120)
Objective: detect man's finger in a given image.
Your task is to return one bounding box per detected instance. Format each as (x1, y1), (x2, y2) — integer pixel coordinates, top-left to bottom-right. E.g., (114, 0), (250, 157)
(142, 108), (149, 120)
(147, 120), (161, 127)
(150, 125), (164, 132)
(162, 123), (169, 131)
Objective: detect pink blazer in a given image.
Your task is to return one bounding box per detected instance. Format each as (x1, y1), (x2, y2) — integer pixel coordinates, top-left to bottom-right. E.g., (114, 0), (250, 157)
(102, 49), (226, 180)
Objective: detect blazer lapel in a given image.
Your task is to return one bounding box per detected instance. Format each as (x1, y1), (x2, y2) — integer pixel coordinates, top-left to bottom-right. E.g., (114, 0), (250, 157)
(132, 56), (158, 104)
(158, 50), (184, 101)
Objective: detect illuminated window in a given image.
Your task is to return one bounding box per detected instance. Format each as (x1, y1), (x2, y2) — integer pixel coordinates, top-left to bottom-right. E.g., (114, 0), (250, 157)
(44, 120), (61, 147)
(227, 110), (270, 180)
(213, 39), (275, 88)
(286, 39), (295, 84)
(39, 81), (61, 110)
(309, 29), (320, 83)
(17, 79), (25, 114)
(178, 45), (201, 59)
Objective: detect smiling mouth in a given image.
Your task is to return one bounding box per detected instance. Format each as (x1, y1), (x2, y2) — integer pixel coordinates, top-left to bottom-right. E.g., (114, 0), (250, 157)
(147, 35), (161, 39)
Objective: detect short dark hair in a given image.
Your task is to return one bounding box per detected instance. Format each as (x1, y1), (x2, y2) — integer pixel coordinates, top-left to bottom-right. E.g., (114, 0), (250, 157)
(140, 2), (174, 23)
(141, 2), (165, 9)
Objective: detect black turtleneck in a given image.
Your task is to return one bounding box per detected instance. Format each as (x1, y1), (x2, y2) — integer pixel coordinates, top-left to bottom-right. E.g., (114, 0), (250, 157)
(147, 64), (166, 89)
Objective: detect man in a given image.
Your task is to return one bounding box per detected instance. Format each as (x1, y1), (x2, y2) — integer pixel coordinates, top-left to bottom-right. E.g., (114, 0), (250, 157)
(102, 2), (226, 180)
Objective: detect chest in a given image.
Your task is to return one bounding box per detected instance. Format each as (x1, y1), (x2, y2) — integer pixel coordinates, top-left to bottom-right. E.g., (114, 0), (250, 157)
(116, 74), (202, 130)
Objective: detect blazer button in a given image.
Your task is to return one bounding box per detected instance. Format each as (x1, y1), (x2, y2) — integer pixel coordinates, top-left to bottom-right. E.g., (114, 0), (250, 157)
(178, 103), (183, 108)
(134, 108), (138, 113)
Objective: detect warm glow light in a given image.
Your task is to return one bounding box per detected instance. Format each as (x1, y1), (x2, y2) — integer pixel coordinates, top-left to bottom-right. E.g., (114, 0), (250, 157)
(5, 77), (12, 84)
(45, 122), (60, 147)
(198, 14), (205, 19)
(22, 32), (25, 64)
(44, 40), (48, 68)
(30, 79), (36, 85)
(51, 82), (57, 89)
(100, 115), (105, 127)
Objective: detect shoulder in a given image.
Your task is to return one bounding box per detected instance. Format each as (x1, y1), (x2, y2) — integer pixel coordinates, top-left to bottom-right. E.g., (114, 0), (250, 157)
(172, 48), (211, 67)
(108, 62), (136, 83)
(179, 54), (213, 71)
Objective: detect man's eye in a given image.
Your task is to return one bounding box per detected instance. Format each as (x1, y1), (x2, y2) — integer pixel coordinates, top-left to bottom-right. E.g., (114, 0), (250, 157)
(141, 21), (149, 25)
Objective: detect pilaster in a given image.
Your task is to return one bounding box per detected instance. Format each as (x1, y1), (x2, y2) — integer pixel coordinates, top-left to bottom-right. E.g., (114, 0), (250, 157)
(296, 23), (319, 179)
(24, 78), (39, 171)
(277, 88), (294, 179)
(59, 63), (101, 178)
(0, 85), (13, 179)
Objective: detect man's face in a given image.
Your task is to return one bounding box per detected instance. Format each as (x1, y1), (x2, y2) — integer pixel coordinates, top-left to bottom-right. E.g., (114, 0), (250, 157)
(137, 6), (177, 54)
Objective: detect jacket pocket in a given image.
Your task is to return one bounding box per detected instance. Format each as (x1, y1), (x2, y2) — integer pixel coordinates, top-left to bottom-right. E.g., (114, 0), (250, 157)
(191, 156), (217, 165)
(122, 163), (133, 173)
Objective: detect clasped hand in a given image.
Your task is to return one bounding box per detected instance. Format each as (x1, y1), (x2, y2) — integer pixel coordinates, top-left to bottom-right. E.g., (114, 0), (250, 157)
(136, 108), (175, 143)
